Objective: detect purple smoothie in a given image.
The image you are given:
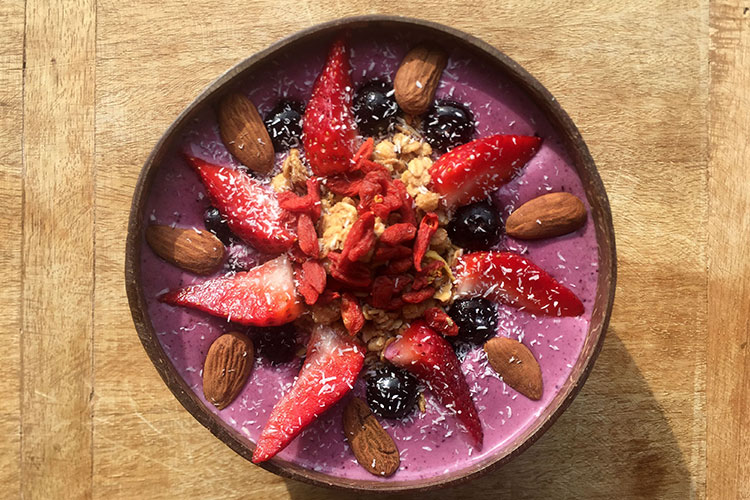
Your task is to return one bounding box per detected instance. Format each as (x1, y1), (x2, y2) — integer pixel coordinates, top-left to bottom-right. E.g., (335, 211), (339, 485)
(139, 31), (599, 481)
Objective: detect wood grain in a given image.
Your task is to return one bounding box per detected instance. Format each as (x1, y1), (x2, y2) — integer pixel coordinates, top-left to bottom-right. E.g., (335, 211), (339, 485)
(2, 0), (746, 498)
(708, 1), (750, 498)
(21, 0), (96, 498)
(0, 0), (26, 497)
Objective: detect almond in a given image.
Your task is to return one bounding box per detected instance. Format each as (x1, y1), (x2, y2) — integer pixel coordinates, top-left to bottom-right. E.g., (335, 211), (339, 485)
(218, 92), (274, 174)
(202, 332), (254, 410)
(484, 337), (543, 400)
(145, 225), (225, 275)
(505, 192), (587, 240)
(343, 397), (400, 477)
(394, 45), (447, 115)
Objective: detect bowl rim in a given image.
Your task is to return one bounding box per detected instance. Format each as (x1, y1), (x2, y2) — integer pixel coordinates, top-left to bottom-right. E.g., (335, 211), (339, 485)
(125, 14), (616, 493)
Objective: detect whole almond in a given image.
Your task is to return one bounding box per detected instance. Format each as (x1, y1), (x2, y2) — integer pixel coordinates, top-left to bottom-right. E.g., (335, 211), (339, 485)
(218, 92), (274, 174)
(202, 332), (254, 410)
(484, 337), (543, 400)
(343, 398), (400, 477)
(394, 45), (447, 115)
(506, 192), (587, 240)
(146, 225), (225, 275)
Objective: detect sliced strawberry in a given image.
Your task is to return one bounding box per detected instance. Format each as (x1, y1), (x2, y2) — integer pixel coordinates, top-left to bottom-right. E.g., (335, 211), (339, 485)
(160, 255), (303, 326)
(453, 251), (584, 317)
(302, 38), (358, 176)
(429, 134), (542, 208)
(186, 155), (295, 253)
(384, 321), (483, 448)
(252, 325), (365, 463)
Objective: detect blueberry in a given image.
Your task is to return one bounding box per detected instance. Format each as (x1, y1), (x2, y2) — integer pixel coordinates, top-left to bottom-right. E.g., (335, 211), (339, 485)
(252, 324), (299, 365)
(352, 80), (399, 135)
(448, 298), (498, 344)
(264, 100), (305, 151)
(447, 201), (502, 250)
(423, 100), (475, 151)
(203, 206), (233, 246)
(366, 366), (419, 419)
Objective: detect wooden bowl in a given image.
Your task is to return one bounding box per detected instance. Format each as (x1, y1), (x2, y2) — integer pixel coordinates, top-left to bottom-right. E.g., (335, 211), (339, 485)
(125, 15), (616, 492)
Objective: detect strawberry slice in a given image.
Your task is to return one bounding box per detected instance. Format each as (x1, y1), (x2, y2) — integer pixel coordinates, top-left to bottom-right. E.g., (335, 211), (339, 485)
(160, 255), (303, 326)
(453, 251), (584, 317)
(429, 134), (542, 208)
(302, 38), (358, 176)
(186, 155), (295, 253)
(252, 325), (365, 463)
(384, 321), (483, 448)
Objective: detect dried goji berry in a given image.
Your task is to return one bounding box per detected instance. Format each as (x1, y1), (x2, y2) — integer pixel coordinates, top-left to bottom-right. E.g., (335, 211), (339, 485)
(306, 177), (322, 220)
(341, 211), (376, 262)
(302, 259), (326, 294)
(359, 159), (389, 174)
(328, 252), (372, 289)
(341, 292), (365, 336)
(351, 137), (374, 168)
(317, 289), (341, 305)
(297, 214), (319, 258)
(413, 212), (439, 271)
(294, 266), (320, 305)
(326, 173), (364, 197)
(424, 307), (459, 336)
(402, 287), (435, 304)
(394, 181), (418, 226)
(380, 223), (417, 246)
(369, 276), (395, 309)
(278, 190), (314, 213)
(384, 257), (413, 275)
(373, 244), (412, 263)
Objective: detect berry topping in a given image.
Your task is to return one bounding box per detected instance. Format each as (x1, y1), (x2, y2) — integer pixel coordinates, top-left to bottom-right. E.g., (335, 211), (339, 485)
(366, 366), (419, 419)
(303, 38), (359, 176)
(384, 321), (483, 447)
(454, 251), (585, 317)
(203, 206), (233, 246)
(429, 134), (542, 208)
(253, 325), (365, 463)
(423, 100), (475, 151)
(253, 324), (299, 365)
(447, 297), (498, 343)
(187, 155), (296, 253)
(159, 255), (303, 326)
(446, 200), (502, 250)
(264, 100), (304, 151)
(352, 80), (399, 135)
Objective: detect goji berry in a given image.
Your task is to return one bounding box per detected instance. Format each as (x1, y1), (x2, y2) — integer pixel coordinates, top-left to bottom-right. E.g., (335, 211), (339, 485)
(341, 293), (365, 336)
(394, 181), (418, 226)
(297, 214), (319, 258)
(341, 211), (376, 262)
(278, 191), (314, 213)
(301, 259), (326, 294)
(317, 289), (341, 305)
(370, 276), (395, 309)
(373, 244), (412, 263)
(413, 212), (439, 271)
(328, 252), (372, 288)
(402, 287), (435, 304)
(384, 257), (413, 275)
(424, 307), (459, 336)
(351, 137), (374, 168)
(306, 177), (322, 220)
(326, 173), (364, 197)
(359, 159), (389, 174)
(380, 223), (417, 246)
(294, 266), (320, 305)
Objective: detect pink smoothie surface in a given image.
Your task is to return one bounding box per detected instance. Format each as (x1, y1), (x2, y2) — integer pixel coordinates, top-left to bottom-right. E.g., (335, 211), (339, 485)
(138, 30), (599, 481)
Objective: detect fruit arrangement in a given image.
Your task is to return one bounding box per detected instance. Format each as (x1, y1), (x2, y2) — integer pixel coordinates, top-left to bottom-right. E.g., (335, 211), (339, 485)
(145, 36), (590, 477)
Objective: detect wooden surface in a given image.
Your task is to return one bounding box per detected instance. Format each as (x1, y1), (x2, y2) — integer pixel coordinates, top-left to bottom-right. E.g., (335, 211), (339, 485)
(2, 0), (748, 498)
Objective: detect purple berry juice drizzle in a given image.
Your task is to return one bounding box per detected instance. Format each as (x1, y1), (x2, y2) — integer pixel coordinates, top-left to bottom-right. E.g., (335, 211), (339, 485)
(139, 30), (599, 481)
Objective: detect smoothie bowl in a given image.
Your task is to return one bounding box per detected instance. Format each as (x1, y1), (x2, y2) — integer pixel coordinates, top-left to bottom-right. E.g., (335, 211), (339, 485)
(125, 16), (616, 491)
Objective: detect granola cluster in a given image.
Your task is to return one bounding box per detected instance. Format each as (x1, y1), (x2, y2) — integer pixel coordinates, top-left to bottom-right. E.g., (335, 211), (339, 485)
(273, 122), (462, 364)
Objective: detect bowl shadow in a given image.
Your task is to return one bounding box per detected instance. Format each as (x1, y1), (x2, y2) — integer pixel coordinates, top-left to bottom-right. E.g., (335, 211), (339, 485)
(282, 331), (693, 499)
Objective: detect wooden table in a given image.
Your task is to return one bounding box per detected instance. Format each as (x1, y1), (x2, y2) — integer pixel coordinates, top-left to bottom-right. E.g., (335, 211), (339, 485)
(3, 1), (748, 498)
